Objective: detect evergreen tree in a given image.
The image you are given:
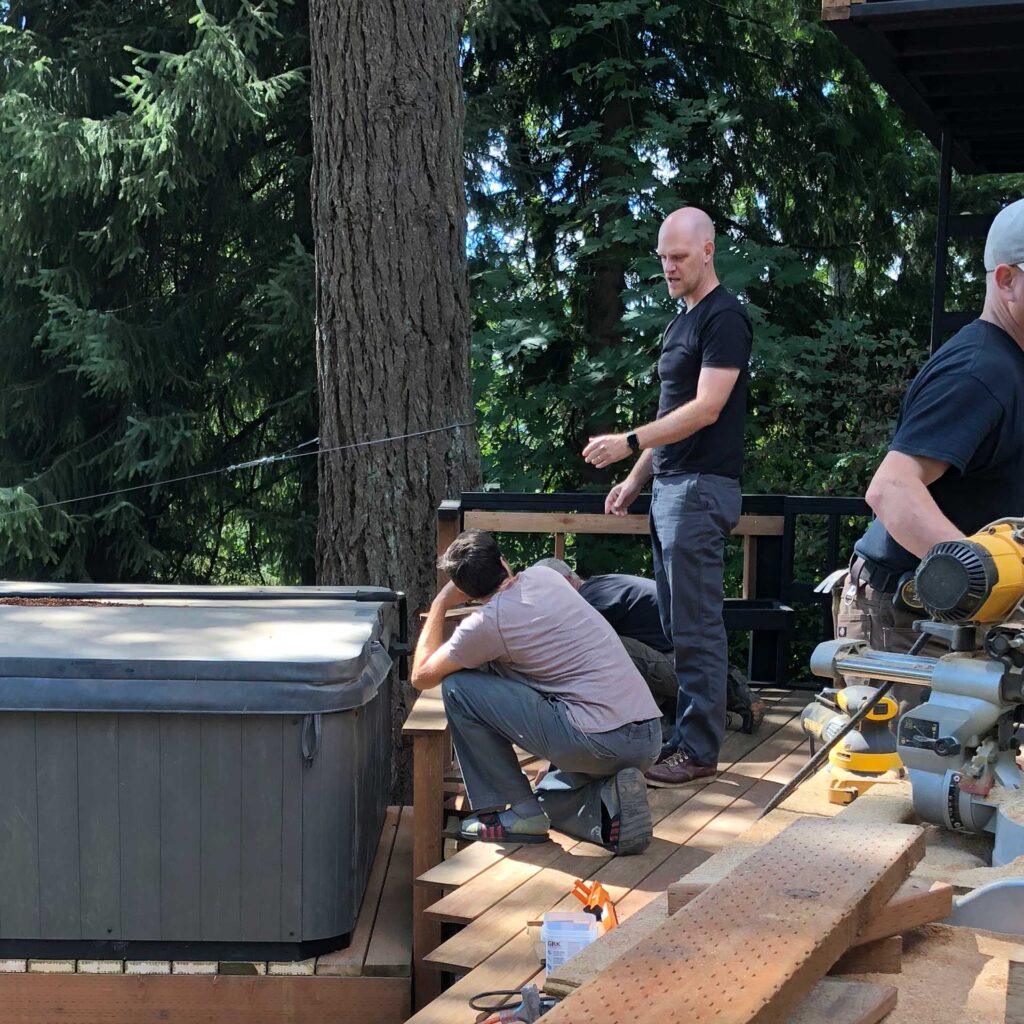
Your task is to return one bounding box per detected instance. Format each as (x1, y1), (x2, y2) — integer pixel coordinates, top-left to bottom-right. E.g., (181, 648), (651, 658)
(464, 0), (1023, 516)
(0, 0), (316, 583)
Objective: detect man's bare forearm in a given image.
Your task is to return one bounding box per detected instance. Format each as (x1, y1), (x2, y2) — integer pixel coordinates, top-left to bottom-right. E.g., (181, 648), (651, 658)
(868, 477), (964, 558)
(634, 398), (718, 450)
(625, 448), (654, 486)
(410, 594), (449, 690)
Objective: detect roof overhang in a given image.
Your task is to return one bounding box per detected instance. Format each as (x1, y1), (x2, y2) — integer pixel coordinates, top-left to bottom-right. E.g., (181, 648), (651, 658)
(824, 0), (1024, 174)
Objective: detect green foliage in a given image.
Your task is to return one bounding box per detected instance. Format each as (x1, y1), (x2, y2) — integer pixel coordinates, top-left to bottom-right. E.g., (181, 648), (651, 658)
(463, 0), (1023, 595)
(0, 0), (316, 582)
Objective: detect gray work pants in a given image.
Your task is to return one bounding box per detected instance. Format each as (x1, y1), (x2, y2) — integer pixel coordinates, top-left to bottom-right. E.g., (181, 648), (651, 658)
(651, 472), (742, 767)
(441, 671), (661, 845)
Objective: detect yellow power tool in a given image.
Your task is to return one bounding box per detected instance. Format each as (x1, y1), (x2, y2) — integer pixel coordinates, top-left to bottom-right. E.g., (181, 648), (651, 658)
(915, 521), (1024, 624)
(800, 686), (904, 804)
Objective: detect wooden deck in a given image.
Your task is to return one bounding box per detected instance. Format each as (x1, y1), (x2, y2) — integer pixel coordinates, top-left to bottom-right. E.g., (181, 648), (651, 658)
(407, 688), (815, 1024)
(0, 807), (414, 1024)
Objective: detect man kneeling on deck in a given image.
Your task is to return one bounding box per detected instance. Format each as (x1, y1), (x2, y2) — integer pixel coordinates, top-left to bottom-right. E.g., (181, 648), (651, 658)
(411, 529), (662, 855)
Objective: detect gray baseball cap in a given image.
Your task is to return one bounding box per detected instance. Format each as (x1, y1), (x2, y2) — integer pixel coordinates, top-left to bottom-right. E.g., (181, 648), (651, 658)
(984, 198), (1024, 272)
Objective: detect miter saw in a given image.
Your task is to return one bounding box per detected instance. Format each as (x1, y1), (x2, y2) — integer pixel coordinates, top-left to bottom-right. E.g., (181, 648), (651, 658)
(809, 519), (1024, 865)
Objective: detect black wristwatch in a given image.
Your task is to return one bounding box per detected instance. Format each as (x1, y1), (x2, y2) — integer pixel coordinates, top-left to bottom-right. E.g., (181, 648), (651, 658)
(626, 431), (641, 454)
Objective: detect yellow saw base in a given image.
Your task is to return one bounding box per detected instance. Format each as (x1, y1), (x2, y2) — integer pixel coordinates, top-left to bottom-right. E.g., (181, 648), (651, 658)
(827, 766), (907, 806)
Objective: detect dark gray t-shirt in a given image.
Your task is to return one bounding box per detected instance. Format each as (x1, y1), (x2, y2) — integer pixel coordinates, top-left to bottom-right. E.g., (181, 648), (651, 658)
(653, 285), (752, 479)
(579, 574), (671, 654)
(445, 567), (660, 734)
(856, 319), (1024, 575)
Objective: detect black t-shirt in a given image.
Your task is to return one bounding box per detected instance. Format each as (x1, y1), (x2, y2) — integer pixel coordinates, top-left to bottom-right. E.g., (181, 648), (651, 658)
(856, 319), (1024, 575)
(652, 285), (752, 479)
(578, 574), (672, 653)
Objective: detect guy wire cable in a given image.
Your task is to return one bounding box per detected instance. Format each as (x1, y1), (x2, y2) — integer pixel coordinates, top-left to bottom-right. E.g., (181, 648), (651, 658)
(0, 419), (475, 521)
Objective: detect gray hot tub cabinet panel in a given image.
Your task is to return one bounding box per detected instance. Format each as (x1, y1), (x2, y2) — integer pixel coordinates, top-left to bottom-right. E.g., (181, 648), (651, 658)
(0, 584), (398, 948)
(0, 690), (391, 943)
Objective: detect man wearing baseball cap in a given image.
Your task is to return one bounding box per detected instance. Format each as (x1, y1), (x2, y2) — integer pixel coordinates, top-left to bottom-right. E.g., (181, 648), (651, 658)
(835, 197), (1024, 700)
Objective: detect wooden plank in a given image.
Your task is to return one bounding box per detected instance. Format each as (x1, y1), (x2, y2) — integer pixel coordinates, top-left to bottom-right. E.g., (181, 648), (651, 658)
(832, 936), (903, 976)
(406, 930), (539, 1024)
(0, 974), (410, 1024)
(425, 840), (566, 923)
(412, 734), (446, 1009)
(437, 503), (462, 593)
(402, 688), (448, 736)
(785, 978), (896, 1024)
(539, 819), (924, 1024)
(462, 511), (784, 537)
(316, 807), (400, 976)
(1008, 959), (1024, 1024)
(854, 879), (951, 946)
(549, 903), (899, 1024)
(667, 798), (937, 929)
(742, 535), (758, 599)
(364, 806), (414, 977)
(424, 841), (612, 973)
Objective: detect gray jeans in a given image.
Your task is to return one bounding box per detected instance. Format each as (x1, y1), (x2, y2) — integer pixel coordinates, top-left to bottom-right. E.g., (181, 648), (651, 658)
(441, 670), (661, 845)
(651, 472), (742, 766)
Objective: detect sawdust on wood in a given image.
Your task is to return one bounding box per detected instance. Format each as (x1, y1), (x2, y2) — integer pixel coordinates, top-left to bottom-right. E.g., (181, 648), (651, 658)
(913, 825), (992, 885)
(985, 783), (1024, 824)
(839, 923), (1024, 1024)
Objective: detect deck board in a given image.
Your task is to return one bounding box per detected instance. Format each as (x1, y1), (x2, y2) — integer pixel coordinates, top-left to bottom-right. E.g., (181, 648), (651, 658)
(316, 807), (401, 977)
(364, 808), (415, 977)
(410, 690), (814, 1021)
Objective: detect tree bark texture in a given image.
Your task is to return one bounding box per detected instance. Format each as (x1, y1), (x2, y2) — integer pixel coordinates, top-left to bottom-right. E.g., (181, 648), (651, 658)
(310, 0), (478, 795)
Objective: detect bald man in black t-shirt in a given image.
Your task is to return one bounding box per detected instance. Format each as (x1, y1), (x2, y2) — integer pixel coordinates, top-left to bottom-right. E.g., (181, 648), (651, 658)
(583, 207), (752, 788)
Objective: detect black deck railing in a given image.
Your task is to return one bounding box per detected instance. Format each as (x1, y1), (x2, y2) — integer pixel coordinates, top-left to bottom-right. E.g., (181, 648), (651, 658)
(439, 492), (872, 689)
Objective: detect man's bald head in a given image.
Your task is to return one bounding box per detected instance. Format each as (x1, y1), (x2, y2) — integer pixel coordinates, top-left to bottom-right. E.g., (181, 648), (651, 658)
(981, 198), (1024, 348)
(657, 206), (719, 306)
(661, 207), (716, 246)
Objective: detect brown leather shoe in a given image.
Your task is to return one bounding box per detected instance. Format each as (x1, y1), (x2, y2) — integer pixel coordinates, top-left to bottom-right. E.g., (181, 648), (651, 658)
(644, 750), (718, 789)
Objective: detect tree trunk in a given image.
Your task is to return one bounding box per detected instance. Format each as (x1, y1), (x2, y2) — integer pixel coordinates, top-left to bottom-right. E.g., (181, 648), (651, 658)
(309, 0), (478, 797)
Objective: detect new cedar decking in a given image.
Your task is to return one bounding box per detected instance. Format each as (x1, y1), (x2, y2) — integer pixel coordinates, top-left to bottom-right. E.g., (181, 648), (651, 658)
(407, 689), (815, 1023)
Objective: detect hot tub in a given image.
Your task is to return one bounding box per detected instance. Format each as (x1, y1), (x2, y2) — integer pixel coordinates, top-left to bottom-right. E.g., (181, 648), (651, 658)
(0, 582), (404, 961)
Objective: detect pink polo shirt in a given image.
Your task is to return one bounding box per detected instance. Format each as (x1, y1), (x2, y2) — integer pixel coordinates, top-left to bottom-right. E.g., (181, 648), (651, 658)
(446, 566), (660, 734)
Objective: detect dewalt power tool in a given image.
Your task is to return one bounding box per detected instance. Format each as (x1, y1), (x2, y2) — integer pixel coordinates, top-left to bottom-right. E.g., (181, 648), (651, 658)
(800, 685), (904, 804)
(809, 518), (1024, 863)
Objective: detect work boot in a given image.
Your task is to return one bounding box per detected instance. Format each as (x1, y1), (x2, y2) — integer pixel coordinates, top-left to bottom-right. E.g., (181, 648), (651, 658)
(644, 750), (717, 789)
(604, 767), (653, 856)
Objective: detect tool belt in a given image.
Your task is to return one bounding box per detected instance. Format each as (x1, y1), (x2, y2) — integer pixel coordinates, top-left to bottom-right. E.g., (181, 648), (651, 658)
(849, 554), (905, 596)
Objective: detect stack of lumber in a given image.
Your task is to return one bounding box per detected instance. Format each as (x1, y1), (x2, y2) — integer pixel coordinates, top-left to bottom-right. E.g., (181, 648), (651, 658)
(541, 816), (933, 1024)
